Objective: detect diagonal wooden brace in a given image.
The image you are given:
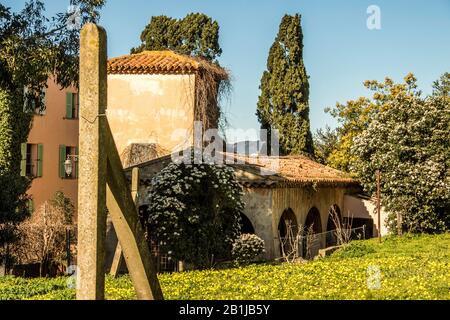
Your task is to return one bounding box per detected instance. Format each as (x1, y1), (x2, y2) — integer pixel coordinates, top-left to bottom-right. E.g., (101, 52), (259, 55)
(110, 168), (139, 278)
(105, 121), (163, 300)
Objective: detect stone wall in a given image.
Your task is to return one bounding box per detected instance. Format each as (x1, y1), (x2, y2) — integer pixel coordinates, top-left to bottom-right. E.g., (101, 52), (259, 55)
(241, 188), (274, 259)
(343, 195), (389, 236)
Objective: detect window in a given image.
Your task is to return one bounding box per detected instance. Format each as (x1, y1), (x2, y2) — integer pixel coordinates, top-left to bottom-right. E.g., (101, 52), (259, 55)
(65, 92), (79, 119)
(26, 199), (34, 214)
(25, 144), (33, 176)
(59, 145), (78, 179)
(20, 143), (43, 177)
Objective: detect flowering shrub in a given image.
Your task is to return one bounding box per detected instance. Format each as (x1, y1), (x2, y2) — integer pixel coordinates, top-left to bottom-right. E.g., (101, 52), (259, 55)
(232, 233), (265, 264)
(351, 75), (450, 233)
(145, 158), (244, 268)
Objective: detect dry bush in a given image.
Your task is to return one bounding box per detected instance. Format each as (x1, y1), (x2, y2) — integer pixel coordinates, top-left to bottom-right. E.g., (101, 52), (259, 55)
(279, 220), (301, 263)
(279, 221), (316, 262)
(12, 193), (75, 276)
(193, 58), (231, 133)
(329, 206), (353, 245)
(304, 224), (316, 260)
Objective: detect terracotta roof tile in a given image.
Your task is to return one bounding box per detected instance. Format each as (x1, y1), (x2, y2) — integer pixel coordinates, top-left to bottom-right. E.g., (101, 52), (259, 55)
(228, 154), (358, 187)
(125, 152), (359, 188)
(107, 50), (225, 76)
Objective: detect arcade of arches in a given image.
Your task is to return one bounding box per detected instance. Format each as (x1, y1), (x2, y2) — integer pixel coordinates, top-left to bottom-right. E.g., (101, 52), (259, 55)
(241, 186), (362, 260)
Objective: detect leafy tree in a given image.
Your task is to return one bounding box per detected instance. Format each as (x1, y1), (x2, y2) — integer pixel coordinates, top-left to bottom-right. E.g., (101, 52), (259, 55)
(326, 73), (450, 172)
(351, 75), (450, 233)
(0, 0), (104, 264)
(313, 125), (339, 165)
(145, 156), (243, 268)
(323, 74), (420, 172)
(0, 88), (32, 267)
(1, 0), (105, 100)
(432, 72), (450, 97)
(256, 14), (314, 156)
(324, 96), (374, 172)
(131, 13), (222, 62)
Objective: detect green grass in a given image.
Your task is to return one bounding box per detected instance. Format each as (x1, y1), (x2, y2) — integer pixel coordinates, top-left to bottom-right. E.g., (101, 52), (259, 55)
(1, 233), (450, 300)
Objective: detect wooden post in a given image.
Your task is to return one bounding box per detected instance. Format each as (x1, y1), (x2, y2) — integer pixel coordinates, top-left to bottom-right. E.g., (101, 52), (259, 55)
(78, 23), (162, 301)
(376, 170), (381, 243)
(77, 23), (108, 300)
(397, 212), (402, 236)
(109, 242), (124, 277)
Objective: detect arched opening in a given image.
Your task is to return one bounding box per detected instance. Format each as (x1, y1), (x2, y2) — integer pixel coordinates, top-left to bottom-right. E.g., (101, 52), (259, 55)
(302, 207), (322, 259)
(326, 204), (342, 247)
(240, 213), (255, 234)
(277, 208), (298, 258)
(304, 207), (322, 233)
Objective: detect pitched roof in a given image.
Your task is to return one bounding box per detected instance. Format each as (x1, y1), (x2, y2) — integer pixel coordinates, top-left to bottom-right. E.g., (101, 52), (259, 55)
(124, 151), (359, 189)
(107, 50), (227, 78)
(228, 154), (358, 188)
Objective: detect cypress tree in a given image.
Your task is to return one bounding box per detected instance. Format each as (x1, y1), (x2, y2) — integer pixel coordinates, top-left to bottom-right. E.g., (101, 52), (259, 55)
(256, 14), (314, 156)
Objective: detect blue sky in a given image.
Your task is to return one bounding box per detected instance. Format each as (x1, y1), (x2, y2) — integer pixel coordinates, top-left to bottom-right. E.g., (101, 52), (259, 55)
(6, 0), (450, 133)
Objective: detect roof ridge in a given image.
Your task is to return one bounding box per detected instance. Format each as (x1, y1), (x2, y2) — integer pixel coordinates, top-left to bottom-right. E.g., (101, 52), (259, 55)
(107, 49), (210, 75)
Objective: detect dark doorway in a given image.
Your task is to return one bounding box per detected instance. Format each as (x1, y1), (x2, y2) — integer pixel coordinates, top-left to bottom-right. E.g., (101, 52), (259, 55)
(240, 213), (255, 234)
(304, 207), (322, 233)
(326, 205), (342, 247)
(278, 208), (298, 257)
(139, 205), (178, 273)
(302, 207), (322, 259)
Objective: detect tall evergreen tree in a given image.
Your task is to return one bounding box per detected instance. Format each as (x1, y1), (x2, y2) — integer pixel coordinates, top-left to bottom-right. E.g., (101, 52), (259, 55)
(131, 13), (222, 62)
(256, 14), (313, 156)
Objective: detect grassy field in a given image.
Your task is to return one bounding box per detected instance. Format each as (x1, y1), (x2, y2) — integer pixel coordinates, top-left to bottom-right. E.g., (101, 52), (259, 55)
(1, 233), (449, 300)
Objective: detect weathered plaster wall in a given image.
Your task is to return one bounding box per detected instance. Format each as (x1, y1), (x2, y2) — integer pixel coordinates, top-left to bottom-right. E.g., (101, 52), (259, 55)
(241, 188), (274, 259)
(27, 76), (78, 213)
(343, 195), (389, 236)
(107, 74), (196, 155)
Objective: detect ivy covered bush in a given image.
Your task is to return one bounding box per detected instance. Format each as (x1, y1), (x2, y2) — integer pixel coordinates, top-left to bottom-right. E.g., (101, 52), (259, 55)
(232, 233), (265, 265)
(146, 159), (244, 268)
(0, 88), (32, 267)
